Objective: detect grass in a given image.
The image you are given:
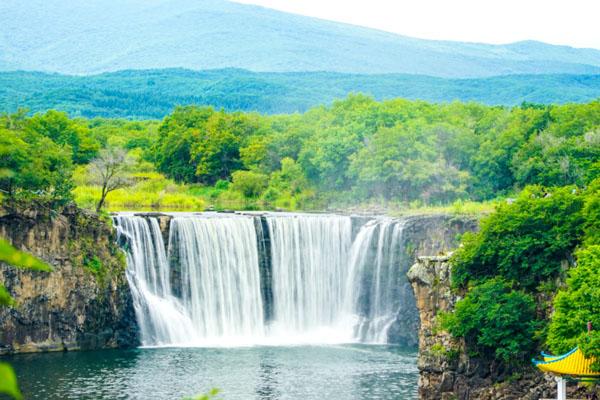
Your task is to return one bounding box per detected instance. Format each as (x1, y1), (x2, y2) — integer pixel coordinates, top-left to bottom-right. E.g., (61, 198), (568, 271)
(74, 186), (205, 211)
(73, 171), (206, 211)
(73, 161), (498, 215)
(75, 180), (498, 215)
(392, 199), (499, 217)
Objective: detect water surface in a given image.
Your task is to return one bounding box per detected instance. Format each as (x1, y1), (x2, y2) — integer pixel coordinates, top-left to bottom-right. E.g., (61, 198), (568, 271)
(8, 345), (417, 400)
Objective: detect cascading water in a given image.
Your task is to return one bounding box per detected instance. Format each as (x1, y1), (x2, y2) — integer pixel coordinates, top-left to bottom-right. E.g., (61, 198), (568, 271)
(348, 220), (407, 343)
(168, 216), (265, 344)
(266, 215), (355, 342)
(113, 215), (195, 346)
(114, 212), (414, 347)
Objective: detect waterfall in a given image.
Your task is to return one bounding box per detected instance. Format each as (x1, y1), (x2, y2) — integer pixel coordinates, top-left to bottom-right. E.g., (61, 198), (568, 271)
(266, 215), (354, 342)
(169, 216), (265, 344)
(351, 220), (406, 343)
(113, 215), (196, 346)
(114, 213), (414, 347)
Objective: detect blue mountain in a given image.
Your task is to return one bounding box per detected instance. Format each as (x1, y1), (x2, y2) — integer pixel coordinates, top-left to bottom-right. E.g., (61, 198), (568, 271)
(1, 0), (600, 77)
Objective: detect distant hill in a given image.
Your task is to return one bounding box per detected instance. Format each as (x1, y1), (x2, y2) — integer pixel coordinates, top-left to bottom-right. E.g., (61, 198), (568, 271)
(1, 0), (600, 77)
(2, 69), (599, 119)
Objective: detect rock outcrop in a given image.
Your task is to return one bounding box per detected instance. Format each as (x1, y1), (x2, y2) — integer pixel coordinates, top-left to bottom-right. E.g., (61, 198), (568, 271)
(0, 203), (138, 354)
(407, 255), (599, 400)
(385, 215), (478, 347)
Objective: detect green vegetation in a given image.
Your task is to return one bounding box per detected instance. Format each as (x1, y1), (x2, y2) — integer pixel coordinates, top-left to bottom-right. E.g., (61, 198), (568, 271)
(147, 97), (599, 211)
(451, 186), (585, 290)
(1, 87), (599, 380)
(444, 182), (600, 369)
(443, 278), (538, 365)
(2, 96), (599, 213)
(1, 70), (600, 119)
(547, 246), (600, 370)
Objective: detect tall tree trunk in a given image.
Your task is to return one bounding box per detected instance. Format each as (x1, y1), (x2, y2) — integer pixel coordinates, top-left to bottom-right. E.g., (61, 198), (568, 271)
(96, 187), (108, 213)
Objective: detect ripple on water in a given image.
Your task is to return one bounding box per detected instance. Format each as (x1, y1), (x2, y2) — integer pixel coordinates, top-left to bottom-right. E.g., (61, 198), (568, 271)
(8, 345), (417, 400)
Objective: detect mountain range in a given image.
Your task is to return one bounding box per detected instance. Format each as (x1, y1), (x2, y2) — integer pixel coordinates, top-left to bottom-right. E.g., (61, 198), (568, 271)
(2, 0), (600, 77)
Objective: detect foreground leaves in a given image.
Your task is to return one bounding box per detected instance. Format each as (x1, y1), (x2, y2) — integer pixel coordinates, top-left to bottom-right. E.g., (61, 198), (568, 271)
(0, 363), (22, 400)
(0, 238), (51, 307)
(0, 239), (51, 272)
(0, 230), (52, 399)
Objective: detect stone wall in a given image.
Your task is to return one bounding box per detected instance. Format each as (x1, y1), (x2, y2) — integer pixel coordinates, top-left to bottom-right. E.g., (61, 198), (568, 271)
(0, 203), (138, 354)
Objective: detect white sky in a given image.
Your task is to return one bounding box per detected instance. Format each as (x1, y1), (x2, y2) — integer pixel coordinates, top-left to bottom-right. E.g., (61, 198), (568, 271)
(233, 0), (600, 49)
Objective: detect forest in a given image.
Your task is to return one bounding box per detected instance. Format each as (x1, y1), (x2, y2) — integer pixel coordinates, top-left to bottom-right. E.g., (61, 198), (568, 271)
(1, 95), (599, 212)
(1, 95), (599, 376)
(2, 70), (600, 119)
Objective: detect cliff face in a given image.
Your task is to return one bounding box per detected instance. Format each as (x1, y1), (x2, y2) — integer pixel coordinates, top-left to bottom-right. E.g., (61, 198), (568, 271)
(0, 203), (138, 354)
(385, 215), (478, 347)
(408, 255), (561, 400)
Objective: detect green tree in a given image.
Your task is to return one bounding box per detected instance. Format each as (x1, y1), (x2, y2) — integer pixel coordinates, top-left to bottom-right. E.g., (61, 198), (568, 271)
(512, 130), (600, 188)
(0, 129), (74, 203)
(190, 111), (261, 184)
(230, 170), (268, 198)
(347, 121), (470, 202)
(262, 158), (311, 209)
(27, 110), (99, 164)
(451, 186), (585, 289)
(442, 278), (538, 365)
(152, 106), (215, 183)
(298, 127), (361, 191)
(547, 245), (600, 370)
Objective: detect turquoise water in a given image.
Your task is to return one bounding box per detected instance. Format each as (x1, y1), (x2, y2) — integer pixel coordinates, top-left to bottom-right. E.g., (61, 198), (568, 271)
(8, 345), (417, 399)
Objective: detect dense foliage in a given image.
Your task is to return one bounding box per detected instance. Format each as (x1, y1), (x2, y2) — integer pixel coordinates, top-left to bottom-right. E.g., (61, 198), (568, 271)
(1, 93), (599, 374)
(2, 70), (600, 118)
(149, 97), (600, 210)
(446, 181), (600, 369)
(0, 111), (83, 205)
(547, 246), (600, 367)
(451, 186), (585, 289)
(545, 180), (600, 370)
(442, 278), (538, 365)
(2, 96), (599, 212)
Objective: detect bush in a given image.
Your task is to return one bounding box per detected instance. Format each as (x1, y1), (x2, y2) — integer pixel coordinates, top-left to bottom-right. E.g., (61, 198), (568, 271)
(230, 170), (268, 198)
(442, 278), (538, 365)
(451, 186), (585, 289)
(214, 179), (230, 191)
(582, 178), (600, 245)
(547, 245), (600, 370)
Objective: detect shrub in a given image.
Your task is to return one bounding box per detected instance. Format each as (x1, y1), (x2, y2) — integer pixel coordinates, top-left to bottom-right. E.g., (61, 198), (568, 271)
(230, 170), (268, 198)
(582, 178), (600, 245)
(451, 186), (585, 289)
(442, 278), (538, 365)
(214, 179), (230, 191)
(547, 245), (600, 370)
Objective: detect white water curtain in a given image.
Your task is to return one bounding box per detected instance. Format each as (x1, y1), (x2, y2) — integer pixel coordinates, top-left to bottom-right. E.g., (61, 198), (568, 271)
(114, 213), (407, 346)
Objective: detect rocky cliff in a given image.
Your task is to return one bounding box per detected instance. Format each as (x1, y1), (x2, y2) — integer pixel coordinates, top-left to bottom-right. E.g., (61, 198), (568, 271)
(0, 203), (138, 354)
(383, 214), (478, 347)
(407, 255), (599, 400)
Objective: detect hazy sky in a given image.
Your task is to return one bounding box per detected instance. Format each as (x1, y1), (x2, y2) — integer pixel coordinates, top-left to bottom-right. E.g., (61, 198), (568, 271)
(233, 0), (600, 49)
